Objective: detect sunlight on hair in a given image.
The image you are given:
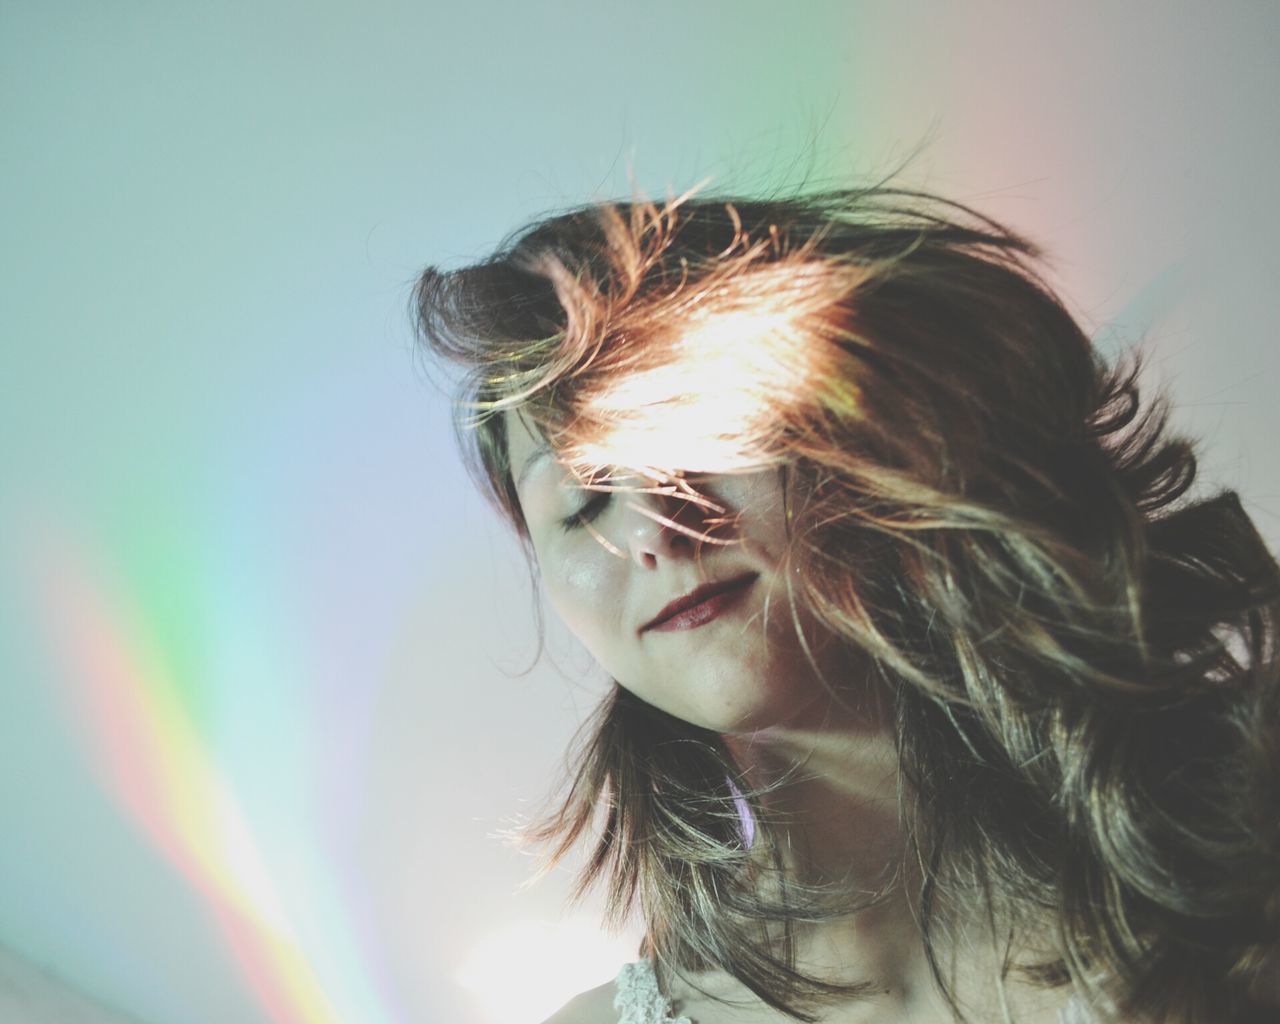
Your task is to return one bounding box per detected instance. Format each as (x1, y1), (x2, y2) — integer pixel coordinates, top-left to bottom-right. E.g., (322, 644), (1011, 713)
(455, 916), (639, 1024)
(573, 273), (861, 479)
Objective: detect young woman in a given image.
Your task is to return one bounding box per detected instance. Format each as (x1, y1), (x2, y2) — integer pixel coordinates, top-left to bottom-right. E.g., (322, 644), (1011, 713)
(413, 186), (1280, 1023)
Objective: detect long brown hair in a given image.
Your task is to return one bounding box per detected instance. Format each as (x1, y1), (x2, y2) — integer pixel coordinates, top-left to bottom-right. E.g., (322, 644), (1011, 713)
(414, 185), (1280, 1022)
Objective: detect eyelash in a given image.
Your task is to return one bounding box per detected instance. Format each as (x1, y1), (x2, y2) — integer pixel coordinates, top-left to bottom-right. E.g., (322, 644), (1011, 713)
(559, 490), (611, 532)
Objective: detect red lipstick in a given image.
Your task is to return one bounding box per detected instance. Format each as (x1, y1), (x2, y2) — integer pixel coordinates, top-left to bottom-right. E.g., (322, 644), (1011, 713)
(643, 574), (757, 633)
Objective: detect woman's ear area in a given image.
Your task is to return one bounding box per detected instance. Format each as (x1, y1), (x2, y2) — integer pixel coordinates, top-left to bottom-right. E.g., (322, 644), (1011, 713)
(472, 404), (535, 540)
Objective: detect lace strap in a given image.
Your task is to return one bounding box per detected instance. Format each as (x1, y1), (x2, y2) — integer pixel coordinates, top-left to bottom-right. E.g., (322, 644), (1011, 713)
(613, 960), (692, 1024)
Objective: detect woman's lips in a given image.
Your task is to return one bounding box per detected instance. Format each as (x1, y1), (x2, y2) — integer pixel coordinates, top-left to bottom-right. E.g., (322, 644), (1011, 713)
(645, 575), (757, 632)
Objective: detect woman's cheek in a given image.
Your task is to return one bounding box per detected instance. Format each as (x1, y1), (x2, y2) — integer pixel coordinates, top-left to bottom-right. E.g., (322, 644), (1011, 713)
(544, 545), (625, 654)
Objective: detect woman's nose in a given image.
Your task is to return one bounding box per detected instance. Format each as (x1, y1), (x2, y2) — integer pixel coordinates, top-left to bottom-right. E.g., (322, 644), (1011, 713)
(623, 489), (700, 568)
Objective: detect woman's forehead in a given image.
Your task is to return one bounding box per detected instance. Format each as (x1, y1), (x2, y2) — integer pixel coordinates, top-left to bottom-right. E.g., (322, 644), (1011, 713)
(503, 409), (553, 485)
(503, 408), (540, 456)
(501, 407), (547, 460)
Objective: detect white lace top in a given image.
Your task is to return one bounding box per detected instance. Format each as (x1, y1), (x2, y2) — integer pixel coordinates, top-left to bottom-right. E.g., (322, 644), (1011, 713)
(612, 961), (691, 1024)
(612, 959), (1099, 1024)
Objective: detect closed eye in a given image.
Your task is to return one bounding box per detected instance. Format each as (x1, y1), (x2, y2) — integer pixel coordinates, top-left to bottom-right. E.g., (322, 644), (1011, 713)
(559, 489), (611, 532)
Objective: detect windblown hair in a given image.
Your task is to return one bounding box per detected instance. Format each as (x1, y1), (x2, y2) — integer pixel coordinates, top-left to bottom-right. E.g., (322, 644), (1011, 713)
(414, 185), (1280, 1022)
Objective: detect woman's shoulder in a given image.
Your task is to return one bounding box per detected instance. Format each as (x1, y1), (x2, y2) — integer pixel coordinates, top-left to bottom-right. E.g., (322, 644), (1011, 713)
(538, 976), (620, 1024)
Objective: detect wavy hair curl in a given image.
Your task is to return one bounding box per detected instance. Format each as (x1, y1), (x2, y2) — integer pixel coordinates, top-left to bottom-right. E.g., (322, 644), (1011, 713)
(413, 185), (1280, 1023)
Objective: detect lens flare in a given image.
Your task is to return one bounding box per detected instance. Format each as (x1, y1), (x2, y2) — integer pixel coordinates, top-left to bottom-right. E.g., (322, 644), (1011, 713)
(27, 521), (394, 1024)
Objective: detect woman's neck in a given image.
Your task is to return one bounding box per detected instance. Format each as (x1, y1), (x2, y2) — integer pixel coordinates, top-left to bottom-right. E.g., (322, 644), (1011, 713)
(723, 706), (926, 993)
(714, 698), (1069, 1023)
(726, 706), (903, 888)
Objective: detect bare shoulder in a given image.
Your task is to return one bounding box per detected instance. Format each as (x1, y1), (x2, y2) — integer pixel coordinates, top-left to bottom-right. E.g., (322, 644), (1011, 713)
(539, 977), (618, 1024)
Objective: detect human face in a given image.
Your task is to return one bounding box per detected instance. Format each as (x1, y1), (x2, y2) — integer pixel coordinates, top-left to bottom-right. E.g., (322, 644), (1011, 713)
(505, 410), (843, 734)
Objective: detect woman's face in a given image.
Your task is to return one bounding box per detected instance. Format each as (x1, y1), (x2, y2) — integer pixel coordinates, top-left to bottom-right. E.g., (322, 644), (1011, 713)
(505, 410), (848, 733)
